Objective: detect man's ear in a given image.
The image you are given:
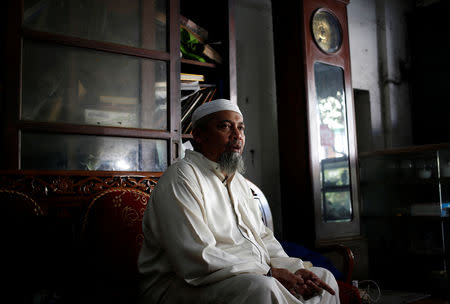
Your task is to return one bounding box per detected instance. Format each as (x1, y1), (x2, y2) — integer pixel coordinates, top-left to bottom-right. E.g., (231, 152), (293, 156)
(192, 128), (203, 144)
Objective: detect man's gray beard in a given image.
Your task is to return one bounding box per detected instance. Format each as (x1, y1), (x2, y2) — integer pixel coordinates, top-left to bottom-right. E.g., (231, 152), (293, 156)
(218, 151), (246, 176)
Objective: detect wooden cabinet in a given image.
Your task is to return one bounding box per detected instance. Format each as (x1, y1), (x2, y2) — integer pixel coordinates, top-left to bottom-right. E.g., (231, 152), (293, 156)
(272, 0), (359, 246)
(1, 0), (235, 172)
(0, 3), (235, 300)
(359, 144), (450, 298)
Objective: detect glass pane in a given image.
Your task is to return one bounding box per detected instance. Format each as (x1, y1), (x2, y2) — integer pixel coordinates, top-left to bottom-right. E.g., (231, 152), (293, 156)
(314, 62), (352, 222)
(360, 152), (440, 217)
(439, 149), (450, 179)
(21, 132), (167, 171)
(22, 40), (167, 130)
(23, 0), (167, 51)
(324, 191), (351, 221)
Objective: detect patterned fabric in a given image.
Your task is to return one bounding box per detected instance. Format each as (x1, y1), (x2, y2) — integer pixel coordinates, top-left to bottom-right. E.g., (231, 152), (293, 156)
(82, 188), (150, 284)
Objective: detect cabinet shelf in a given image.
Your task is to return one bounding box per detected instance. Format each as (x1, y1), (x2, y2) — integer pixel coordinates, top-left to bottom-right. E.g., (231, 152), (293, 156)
(181, 58), (217, 68)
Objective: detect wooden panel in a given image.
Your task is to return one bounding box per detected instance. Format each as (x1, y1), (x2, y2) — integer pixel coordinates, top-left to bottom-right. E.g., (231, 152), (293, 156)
(18, 121), (173, 139)
(272, 0), (315, 246)
(169, 0), (181, 164)
(228, 0), (237, 104)
(2, 0), (22, 169)
(0, 170), (161, 218)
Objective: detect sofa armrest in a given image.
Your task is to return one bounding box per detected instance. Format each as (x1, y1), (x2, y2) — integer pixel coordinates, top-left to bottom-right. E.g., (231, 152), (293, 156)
(315, 244), (354, 284)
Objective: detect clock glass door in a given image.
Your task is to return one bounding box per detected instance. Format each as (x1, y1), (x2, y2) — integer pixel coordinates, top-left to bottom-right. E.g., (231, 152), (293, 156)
(314, 61), (352, 222)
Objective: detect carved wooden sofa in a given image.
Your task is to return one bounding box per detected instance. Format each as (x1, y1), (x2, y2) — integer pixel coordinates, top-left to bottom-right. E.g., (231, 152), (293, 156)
(0, 170), (160, 303)
(1, 170), (359, 303)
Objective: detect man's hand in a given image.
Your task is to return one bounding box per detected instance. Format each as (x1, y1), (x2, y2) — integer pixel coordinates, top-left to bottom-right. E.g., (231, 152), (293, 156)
(271, 267), (336, 299)
(294, 268), (336, 298)
(271, 267), (306, 297)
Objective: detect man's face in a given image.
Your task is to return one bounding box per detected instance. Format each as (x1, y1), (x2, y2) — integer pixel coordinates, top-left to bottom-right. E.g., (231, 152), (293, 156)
(194, 110), (245, 162)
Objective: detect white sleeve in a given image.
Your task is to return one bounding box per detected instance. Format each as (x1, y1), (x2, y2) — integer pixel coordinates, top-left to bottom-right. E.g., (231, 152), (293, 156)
(242, 182), (305, 273)
(260, 225), (305, 273)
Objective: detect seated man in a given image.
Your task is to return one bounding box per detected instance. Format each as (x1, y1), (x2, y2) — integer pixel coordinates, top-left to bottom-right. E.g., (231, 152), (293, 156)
(138, 99), (340, 304)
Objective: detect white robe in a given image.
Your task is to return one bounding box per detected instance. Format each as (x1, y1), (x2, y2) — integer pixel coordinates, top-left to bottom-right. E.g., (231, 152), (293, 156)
(137, 150), (339, 304)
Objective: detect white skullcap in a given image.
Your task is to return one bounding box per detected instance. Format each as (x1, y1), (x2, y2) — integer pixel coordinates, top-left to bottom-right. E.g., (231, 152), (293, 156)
(191, 99), (242, 126)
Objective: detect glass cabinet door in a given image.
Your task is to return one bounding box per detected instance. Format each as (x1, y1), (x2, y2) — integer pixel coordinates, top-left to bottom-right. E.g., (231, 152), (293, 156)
(359, 147), (448, 297)
(22, 40), (168, 130)
(23, 0), (167, 51)
(21, 132), (167, 171)
(17, 0), (171, 172)
(314, 62), (353, 223)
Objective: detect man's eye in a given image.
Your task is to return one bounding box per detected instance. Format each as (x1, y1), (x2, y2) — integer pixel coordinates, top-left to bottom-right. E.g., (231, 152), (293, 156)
(238, 126), (245, 131)
(218, 123), (230, 129)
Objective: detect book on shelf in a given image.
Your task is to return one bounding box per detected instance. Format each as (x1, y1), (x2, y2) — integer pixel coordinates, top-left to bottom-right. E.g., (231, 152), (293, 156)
(181, 73), (205, 82)
(181, 90), (203, 121)
(202, 44), (222, 64)
(181, 81), (200, 91)
(181, 86), (217, 134)
(181, 87), (213, 121)
(181, 81), (201, 99)
(180, 15), (208, 42)
(180, 15), (222, 64)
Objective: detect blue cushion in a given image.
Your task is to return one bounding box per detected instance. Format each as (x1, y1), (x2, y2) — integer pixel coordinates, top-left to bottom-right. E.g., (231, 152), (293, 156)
(280, 240), (343, 281)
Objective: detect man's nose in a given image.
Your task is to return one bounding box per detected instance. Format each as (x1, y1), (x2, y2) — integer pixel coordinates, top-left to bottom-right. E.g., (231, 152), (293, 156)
(231, 126), (243, 140)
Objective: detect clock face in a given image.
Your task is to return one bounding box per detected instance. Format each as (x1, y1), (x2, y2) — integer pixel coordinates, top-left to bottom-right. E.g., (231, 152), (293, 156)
(311, 9), (342, 54)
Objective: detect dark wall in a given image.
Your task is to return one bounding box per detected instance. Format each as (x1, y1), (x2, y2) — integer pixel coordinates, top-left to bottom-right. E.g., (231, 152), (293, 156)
(409, 1), (450, 145)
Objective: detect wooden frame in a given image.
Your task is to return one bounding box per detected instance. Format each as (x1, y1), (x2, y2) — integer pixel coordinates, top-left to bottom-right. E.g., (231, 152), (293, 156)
(272, 0), (359, 246)
(303, 0), (360, 242)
